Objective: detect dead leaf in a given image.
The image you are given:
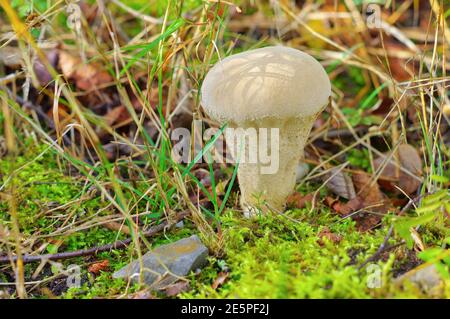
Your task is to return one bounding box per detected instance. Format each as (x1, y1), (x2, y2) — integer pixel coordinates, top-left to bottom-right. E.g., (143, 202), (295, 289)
(317, 227), (343, 246)
(88, 260), (109, 274)
(353, 172), (392, 231)
(443, 104), (450, 116)
(59, 51), (78, 78)
(323, 167), (356, 199)
(332, 197), (363, 216)
(287, 192), (315, 209)
(58, 51), (112, 90)
(163, 281), (190, 297)
(129, 289), (156, 299)
(331, 172), (392, 231)
(352, 171), (387, 205)
(373, 144), (423, 195)
(324, 196), (338, 208)
(75, 64), (112, 90)
(33, 50), (58, 86)
(103, 221), (130, 235)
(207, 2), (226, 22)
(211, 271), (229, 290)
(0, 47), (22, 68)
(104, 105), (131, 126)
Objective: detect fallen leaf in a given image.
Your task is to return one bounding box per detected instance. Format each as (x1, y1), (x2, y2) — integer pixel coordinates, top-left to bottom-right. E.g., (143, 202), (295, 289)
(287, 192), (315, 209)
(103, 221), (130, 235)
(59, 51), (78, 78)
(207, 2), (226, 22)
(163, 281), (190, 297)
(75, 64), (112, 90)
(331, 172), (392, 231)
(59, 51), (112, 90)
(323, 167), (356, 199)
(352, 172), (388, 212)
(317, 227), (342, 246)
(33, 50), (58, 86)
(332, 197), (363, 216)
(353, 172), (392, 231)
(0, 46), (22, 68)
(88, 260), (109, 274)
(443, 104), (450, 116)
(373, 144), (423, 195)
(129, 289), (156, 299)
(79, 1), (99, 23)
(104, 105), (131, 126)
(211, 271), (229, 290)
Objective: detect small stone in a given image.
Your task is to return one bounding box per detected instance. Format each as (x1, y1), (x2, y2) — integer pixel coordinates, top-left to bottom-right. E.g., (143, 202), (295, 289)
(113, 235), (208, 288)
(175, 221), (184, 228)
(396, 264), (444, 296)
(296, 162), (310, 183)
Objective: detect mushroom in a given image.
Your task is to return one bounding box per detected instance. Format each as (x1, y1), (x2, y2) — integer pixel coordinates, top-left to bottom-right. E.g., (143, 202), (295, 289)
(201, 46), (331, 212)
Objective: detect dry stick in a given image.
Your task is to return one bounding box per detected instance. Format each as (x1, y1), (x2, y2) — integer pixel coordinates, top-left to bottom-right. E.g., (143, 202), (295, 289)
(357, 191), (427, 270)
(0, 211), (190, 265)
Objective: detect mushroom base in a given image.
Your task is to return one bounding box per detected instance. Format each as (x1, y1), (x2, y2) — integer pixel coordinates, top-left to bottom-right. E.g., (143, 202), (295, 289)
(226, 116), (316, 213)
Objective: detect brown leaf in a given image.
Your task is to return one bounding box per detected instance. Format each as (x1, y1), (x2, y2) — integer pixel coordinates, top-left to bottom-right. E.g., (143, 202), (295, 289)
(353, 172), (392, 231)
(443, 104), (450, 116)
(332, 197), (363, 216)
(104, 105), (131, 126)
(33, 50), (58, 86)
(287, 192), (315, 209)
(207, 3), (226, 22)
(75, 65), (112, 90)
(324, 196), (338, 208)
(323, 167), (356, 199)
(129, 289), (156, 299)
(352, 171), (388, 207)
(88, 260), (109, 274)
(317, 227), (343, 246)
(211, 272), (229, 290)
(331, 172), (392, 231)
(163, 281), (190, 297)
(58, 51), (112, 90)
(0, 46), (22, 68)
(373, 144), (423, 195)
(59, 51), (78, 78)
(103, 221), (130, 235)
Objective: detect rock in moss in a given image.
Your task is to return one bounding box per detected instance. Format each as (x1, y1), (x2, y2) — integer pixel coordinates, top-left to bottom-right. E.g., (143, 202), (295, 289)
(395, 264), (444, 296)
(113, 235), (208, 288)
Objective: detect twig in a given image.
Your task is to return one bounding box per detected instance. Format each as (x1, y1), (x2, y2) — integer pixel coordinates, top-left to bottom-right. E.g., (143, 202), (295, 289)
(358, 224), (396, 270)
(357, 192), (427, 270)
(0, 210), (189, 265)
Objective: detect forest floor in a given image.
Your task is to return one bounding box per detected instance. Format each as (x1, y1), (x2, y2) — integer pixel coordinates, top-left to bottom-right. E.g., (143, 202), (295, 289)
(0, 0), (449, 299)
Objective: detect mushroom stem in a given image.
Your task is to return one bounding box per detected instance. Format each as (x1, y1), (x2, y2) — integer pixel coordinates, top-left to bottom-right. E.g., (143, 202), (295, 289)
(227, 115), (317, 212)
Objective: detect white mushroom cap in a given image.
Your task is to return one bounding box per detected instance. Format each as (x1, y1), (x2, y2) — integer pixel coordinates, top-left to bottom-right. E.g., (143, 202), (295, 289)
(201, 46), (331, 124)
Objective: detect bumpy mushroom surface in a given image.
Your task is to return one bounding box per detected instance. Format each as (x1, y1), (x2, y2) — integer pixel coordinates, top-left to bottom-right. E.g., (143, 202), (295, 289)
(201, 46), (331, 212)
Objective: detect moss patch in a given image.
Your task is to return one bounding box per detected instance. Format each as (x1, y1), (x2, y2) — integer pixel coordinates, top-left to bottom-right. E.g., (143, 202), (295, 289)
(184, 209), (449, 298)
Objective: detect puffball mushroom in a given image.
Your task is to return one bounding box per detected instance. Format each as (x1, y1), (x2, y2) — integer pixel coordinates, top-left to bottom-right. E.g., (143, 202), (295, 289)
(201, 46), (331, 212)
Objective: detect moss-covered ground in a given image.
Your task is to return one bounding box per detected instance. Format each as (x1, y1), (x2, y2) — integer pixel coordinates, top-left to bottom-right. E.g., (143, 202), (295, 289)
(1, 143), (447, 299)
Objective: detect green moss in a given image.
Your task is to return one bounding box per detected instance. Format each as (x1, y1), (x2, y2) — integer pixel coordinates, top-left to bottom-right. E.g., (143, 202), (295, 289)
(1, 142), (447, 299)
(184, 209), (448, 299)
(0, 142), (100, 236)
